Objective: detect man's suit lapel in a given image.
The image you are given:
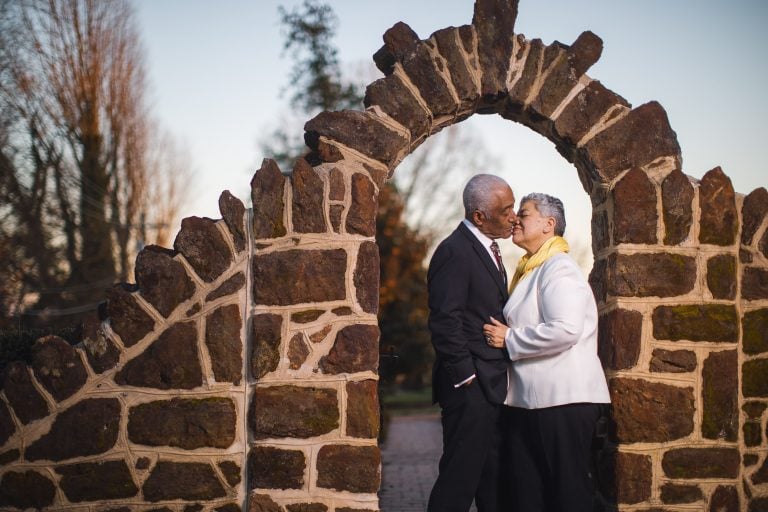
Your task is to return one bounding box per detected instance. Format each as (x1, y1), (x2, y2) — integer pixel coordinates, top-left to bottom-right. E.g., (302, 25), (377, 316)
(457, 223), (509, 300)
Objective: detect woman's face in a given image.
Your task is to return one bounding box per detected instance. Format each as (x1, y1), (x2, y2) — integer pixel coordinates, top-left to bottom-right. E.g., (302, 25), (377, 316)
(512, 200), (554, 254)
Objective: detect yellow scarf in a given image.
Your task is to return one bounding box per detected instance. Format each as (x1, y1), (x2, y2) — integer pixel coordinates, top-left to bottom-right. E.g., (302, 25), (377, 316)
(509, 236), (570, 291)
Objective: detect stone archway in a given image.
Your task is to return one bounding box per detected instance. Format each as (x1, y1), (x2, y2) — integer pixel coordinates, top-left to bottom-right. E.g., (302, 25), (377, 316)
(0, 0), (766, 511)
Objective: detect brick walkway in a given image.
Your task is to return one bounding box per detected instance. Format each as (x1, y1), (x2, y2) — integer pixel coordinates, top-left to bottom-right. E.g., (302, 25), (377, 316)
(379, 413), (477, 512)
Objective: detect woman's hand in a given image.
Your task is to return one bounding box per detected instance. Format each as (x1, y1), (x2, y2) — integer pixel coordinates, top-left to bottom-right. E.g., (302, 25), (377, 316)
(483, 317), (508, 348)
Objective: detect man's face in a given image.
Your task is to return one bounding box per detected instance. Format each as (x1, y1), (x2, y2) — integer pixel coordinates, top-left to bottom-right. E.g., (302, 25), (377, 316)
(474, 186), (516, 239)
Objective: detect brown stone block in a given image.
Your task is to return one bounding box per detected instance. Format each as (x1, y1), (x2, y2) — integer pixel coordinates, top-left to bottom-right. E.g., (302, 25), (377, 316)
(528, 45), (574, 120)
(0, 401), (14, 446)
(743, 266), (768, 300)
(431, 26), (480, 112)
(609, 378), (694, 443)
(219, 190), (247, 253)
(205, 272), (246, 302)
(2, 361), (49, 424)
(743, 401), (767, 419)
(174, 216), (233, 282)
(304, 110), (408, 169)
(0, 470), (55, 509)
(251, 385), (339, 439)
(26, 398), (120, 462)
(329, 167), (345, 201)
(661, 447), (739, 478)
(292, 158), (326, 234)
(752, 455), (768, 485)
(373, 21), (420, 75)
(612, 167), (658, 244)
(742, 187), (768, 245)
(751, 497), (768, 512)
(205, 304), (243, 384)
(128, 397), (236, 449)
(330, 204), (344, 233)
(699, 167), (738, 246)
(248, 446), (305, 490)
(584, 101), (681, 183)
(743, 359), (768, 398)
(661, 169), (695, 245)
(701, 350), (738, 441)
(291, 310), (324, 324)
(591, 209), (610, 252)
(218, 460), (241, 487)
(56, 460), (138, 502)
(115, 321), (203, 390)
(506, 39), (544, 112)
(761, 229), (768, 259)
(0, 449), (19, 466)
(744, 421), (762, 446)
(316, 444), (381, 493)
(554, 80), (630, 147)
(652, 304), (738, 343)
(710, 485), (739, 512)
(143, 461), (226, 501)
(251, 159), (287, 239)
(320, 324), (380, 375)
(31, 335), (87, 402)
(252, 249), (347, 306)
(249, 493), (284, 512)
(346, 380), (380, 439)
(596, 449), (652, 504)
(649, 348), (697, 373)
(355, 241), (380, 314)
(606, 252), (696, 298)
(288, 333), (310, 370)
(364, 74), (430, 141)
(135, 245), (196, 317)
(706, 254), (737, 300)
(347, 173), (378, 237)
(597, 308), (642, 371)
(286, 504), (328, 512)
(80, 314), (120, 374)
(472, 0), (518, 102)
(743, 308), (768, 355)
(659, 483), (702, 504)
(251, 313), (281, 379)
(105, 283), (155, 347)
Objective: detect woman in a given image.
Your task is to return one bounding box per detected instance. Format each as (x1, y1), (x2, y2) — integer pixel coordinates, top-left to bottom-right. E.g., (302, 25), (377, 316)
(483, 193), (610, 512)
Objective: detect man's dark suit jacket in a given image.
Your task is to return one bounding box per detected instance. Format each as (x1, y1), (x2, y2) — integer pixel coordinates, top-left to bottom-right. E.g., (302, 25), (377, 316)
(428, 221), (509, 405)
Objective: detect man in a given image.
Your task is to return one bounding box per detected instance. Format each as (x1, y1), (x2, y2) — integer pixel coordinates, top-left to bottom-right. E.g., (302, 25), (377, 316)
(427, 174), (516, 512)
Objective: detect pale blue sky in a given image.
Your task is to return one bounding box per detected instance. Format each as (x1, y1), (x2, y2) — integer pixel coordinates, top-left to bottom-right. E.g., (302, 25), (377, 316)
(135, 0), (767, 256)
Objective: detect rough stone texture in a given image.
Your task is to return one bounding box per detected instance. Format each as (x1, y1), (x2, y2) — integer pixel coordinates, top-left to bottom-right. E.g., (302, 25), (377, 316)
(584, 101), (681, 183)
(105, 283), (155, 347)
(743, 401), (767, 419)
(431, 26), (480, 113)
(591, 209), (610, 252)
(609, 378), (694, 443)
(701, 350), (738, 441)
(30, 335), (87, 402)
(249, 493), (283, 512)
(649, 348), (697, 373)
(292, 310), (324, 324)
(115, 322), (203, 390)
(699, 167), (738, 246)
(143, 461), (226, 502)
(251, 385), (339, 439)
(506, 38), (543, 113)
(0, 470), (56, 509)
(761, 229), (768, 259)
(288, 334), (310, 370)
(745, 454), (760, 466)
(0, 450), (19, 466)
(174, 216), (233, 282)
(743, 359), (768, 397)
(286, 504), (328, 512)
(333, 307), (353, 316)
(248, 446), (305, 490)
(710, 485), (739, 512)
(607, 252), (696, 298)
(611, 167), (658, 244)
(320, 324), (380, 375)
(743, 308), (768, 354)
(472, 0), (518, 102)
(373, 21), (419, 74)
(597, 308), (642, 370)
(707, 254), (737, 300)
(304, 110), (408, 169)
(595, 449), (652, 505)
(128, 397), (236, 449)
(661, 447), (740, 478)
(316, 444), (381, 493)
(219, 460), (241, 487)
(753, 456), (768, 485)
(205, 272), (246, 302)
(744, 421), (762, 446)
(219, 190), (247, 252)
(56, 460), (138, 502)
(293, 158), (326, 233)
(661, 169), (695, 245)
(186, 303), (202, 317)
(742, 187), (768, 245)
(330, 204), (344, 233)
(2, 361), (49, 424)
(309, 325), (332, 344)
(346, 380), (380, 438)
(743, 266), (768, 300)
(250, 313), (282, 379)
(364, 74), (430, 141)
(135, 245), (196, 317)
(652, 304), (738, 342)
(554, 80), (630, 148)
(659, 483), (702, 504)
(355, 241), (380, 314)
(329, 167), (345, 201)
(252, 249), (347, 306)
(205, 304), (243, 384)
(251, 159), (287, 239)
(80, 314), (120, 373)
(752, 497), (768, 512)
(0, 401), (14, 446)
(26, 398), (120, 461)
(347, 173), (378, 237)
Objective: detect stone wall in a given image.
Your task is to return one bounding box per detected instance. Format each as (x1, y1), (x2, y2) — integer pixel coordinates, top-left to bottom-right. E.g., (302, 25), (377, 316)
(0, 0), (766, 510)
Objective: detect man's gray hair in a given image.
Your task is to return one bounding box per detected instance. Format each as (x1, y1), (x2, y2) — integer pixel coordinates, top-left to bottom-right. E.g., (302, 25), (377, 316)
(463, 174), (510, 217)
(522, 192), (566, 236)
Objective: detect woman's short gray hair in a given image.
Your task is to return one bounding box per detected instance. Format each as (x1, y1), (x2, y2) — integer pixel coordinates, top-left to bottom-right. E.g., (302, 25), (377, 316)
(522, 192), (566, 236)
(463, 174), (509, 217)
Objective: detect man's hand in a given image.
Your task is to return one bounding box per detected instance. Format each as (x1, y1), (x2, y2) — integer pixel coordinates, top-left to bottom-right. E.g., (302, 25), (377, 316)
(483, 317), (508, 348)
